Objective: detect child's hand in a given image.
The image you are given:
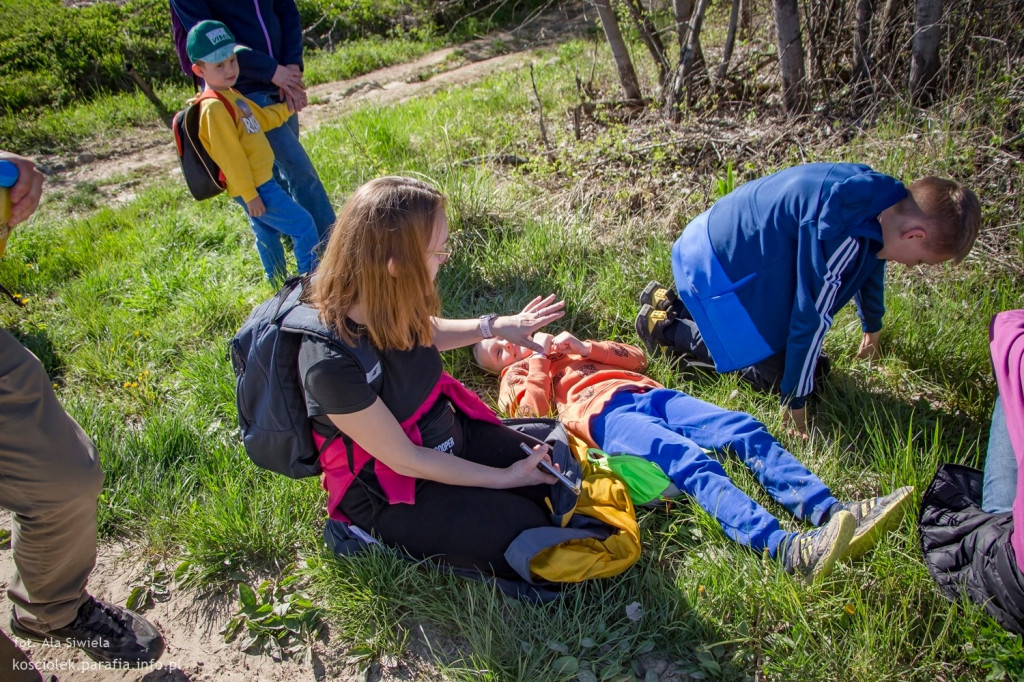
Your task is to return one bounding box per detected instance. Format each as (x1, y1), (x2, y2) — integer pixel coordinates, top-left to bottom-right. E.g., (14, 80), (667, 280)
(532, 331), (555, 356)
(782, 406), (810, 440)
(857, 331), (881, 361)
(246, 196), (266, 217)
(552, 331), (590, 357)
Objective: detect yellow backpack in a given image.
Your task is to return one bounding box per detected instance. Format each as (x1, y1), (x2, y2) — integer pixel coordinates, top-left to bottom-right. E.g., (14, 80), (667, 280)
(504, 421), (641, 584)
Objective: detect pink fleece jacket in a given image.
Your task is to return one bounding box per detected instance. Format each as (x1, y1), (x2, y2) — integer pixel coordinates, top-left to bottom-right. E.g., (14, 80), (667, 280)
(314, 372), (501, 523)
(990, 310), (1024, 569)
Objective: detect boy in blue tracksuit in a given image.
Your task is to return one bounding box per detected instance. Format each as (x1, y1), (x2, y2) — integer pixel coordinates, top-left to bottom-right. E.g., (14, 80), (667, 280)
(636, 163), (981, 434)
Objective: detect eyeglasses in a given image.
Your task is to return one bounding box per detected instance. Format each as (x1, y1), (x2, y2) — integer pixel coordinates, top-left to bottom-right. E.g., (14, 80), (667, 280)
(432, 251), (452, 264)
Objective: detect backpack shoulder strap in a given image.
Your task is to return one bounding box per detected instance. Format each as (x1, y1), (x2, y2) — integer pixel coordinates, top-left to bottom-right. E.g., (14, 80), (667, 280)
(278, 292), (382, 388)
(194, 89), (238, 124)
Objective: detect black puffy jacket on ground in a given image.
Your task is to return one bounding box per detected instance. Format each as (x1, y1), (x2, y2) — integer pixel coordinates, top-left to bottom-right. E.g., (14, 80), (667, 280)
(919, 462), (1024, 634)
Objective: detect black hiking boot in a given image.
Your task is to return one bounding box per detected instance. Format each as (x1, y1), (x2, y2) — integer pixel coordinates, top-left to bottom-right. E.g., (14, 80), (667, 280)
(10, 596), (164, 667)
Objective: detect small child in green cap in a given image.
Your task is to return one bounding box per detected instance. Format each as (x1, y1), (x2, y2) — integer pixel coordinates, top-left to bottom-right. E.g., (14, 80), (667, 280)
(186, 19), (321, 283)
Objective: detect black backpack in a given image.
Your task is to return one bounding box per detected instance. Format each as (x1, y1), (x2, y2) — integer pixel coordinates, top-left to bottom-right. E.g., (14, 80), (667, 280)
(172, 89), (236, 201)
(229, 278), (382, 478)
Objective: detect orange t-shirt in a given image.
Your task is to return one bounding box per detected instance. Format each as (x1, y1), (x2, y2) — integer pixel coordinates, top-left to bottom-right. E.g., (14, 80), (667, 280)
(498, 341), (662, 447)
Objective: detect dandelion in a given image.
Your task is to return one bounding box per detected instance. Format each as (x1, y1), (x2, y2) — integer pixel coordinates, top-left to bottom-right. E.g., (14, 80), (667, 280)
(131, 382), (138, 388)
(698, 585), (705, 595)
(844, 603), (856, 616)
(52, 383), (58, 390)
(122, 381), (130, 388)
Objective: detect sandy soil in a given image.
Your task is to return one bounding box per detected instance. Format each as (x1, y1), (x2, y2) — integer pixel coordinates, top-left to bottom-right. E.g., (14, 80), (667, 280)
(0, 4), (593, 681)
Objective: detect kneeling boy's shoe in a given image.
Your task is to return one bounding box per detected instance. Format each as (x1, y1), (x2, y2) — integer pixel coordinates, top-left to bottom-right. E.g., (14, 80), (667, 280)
(635, 304), (672, 355)
(639, 281), (679, 312)
(837, 486), (914, 561)
(11, 596), (164, 667)
(781, 510), (855, 582)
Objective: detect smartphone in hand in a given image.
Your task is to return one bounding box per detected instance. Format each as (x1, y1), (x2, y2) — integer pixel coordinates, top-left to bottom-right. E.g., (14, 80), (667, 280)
(520, 442), (581, 495)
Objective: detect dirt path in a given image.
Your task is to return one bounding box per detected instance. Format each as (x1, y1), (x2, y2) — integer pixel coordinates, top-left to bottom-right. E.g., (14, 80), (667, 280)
(46, 2), (592, 207)
(1, 6), (593, 682)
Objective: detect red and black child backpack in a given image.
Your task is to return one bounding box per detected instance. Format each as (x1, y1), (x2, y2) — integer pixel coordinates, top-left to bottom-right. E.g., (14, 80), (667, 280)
(172, 89), (236, 200)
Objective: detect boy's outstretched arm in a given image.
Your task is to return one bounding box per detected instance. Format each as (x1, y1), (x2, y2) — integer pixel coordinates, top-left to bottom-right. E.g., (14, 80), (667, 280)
(854, 259), (886, 360)
(858, 331), (881, 360)
(498, 334), (556, 418)
(782, 406), (809, 439)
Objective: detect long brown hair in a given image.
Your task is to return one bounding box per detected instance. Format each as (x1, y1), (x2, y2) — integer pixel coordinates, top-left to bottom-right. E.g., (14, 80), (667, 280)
(310, 176), (444, 350)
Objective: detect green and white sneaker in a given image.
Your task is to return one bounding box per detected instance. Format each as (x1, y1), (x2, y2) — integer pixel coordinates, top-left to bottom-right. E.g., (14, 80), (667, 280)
(839, 486), (914, 560)
(781, 510), (856, 582)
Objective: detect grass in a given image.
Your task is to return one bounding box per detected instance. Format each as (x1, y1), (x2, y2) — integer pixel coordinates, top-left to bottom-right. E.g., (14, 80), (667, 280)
(2, 20), (1024, 682)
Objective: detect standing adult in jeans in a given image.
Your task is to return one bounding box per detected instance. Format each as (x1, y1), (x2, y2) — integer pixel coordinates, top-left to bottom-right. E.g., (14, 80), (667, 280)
(170, 0), (337, 251)
(0, 152), (163, 676)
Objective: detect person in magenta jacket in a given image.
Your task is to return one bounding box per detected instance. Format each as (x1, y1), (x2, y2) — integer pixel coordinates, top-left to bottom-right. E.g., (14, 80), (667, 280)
(982, 309), (1024, 567)
(637, 163), (981, 435)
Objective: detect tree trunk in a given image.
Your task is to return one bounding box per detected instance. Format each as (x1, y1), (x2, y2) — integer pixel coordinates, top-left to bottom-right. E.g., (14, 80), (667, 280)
(853, 0), (876, 81)
(673, 0), (695, 54)
(592, 0), (644, 103)
(622, 0), (671, 88)
(910, 0), (942, 104)
(739, 0), (752, 31)
(772, 0), (808, 114)
(672, 0), (705, 66)
(717, 0), (742, 82)
(665, 0), (710, 120)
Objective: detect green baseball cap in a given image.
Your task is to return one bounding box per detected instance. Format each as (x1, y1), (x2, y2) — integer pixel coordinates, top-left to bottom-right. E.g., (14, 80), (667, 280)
(186, 20), (245, 64)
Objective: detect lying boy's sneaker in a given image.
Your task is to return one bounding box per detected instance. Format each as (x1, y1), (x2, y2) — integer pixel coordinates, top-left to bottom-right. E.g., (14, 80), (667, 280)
(10, 596), (164, 667)
(837, 486), (914, 560)
(781, 510), (855, 582)
(635, 304), (672, 355)
(639, 280), (679, 312)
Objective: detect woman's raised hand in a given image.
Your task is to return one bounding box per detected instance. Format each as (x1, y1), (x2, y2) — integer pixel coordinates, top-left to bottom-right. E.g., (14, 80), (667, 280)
(491, 294), (565, 354)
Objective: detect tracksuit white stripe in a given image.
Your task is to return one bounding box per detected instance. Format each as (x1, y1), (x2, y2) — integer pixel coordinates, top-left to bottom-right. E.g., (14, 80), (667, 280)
(797, 238), (860, 397)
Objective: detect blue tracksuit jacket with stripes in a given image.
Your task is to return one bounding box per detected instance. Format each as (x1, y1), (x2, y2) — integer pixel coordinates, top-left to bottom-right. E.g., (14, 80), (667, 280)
(670, 163), (907, 407)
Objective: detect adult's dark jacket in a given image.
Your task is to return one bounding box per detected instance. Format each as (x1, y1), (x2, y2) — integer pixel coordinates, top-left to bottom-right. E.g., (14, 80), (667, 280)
(170, 0), (304, 96)
(919, 463), (1024, 634)
(919, 309), (1024, 634)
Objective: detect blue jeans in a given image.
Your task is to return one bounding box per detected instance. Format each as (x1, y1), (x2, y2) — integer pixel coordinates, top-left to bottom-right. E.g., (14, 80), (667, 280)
(235, 180), (319, 283)
(982, 397), (1017, 513)
(244, 90), (336, 239)
(590, 388), (839, 556)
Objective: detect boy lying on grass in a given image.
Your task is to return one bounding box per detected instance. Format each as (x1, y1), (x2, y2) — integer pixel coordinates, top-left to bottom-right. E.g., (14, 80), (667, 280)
(474, 331), (912, 582)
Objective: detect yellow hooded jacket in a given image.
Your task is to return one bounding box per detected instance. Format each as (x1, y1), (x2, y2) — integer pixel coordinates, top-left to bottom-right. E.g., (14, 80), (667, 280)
(196, 88), (291, 203)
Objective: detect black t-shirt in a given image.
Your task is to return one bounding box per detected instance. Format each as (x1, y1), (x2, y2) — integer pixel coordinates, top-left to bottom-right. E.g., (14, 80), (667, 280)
(298, 328), (462, 453)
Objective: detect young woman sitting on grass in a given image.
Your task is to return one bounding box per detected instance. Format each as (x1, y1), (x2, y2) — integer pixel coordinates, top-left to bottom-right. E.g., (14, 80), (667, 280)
(297, 175), (571, 581)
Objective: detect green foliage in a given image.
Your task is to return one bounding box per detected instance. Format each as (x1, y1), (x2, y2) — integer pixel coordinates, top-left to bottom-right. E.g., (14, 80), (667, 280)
(0, 0), (177, 112)
(126, 566), (172, 612)
(221, 573), (325, 664)
(713, 160), (736, 199)
(1, 12), (1023, 680)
